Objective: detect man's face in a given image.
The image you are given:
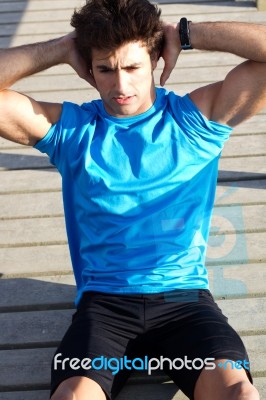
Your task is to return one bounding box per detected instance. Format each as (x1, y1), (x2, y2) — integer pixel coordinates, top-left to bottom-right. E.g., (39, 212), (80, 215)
(91, 41), (157, 118)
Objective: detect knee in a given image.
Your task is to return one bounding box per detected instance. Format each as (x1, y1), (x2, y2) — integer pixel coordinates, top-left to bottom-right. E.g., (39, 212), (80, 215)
(229, 381), (260, 400)
(50, 386), (73, 400)
(50, 376), (107, 400)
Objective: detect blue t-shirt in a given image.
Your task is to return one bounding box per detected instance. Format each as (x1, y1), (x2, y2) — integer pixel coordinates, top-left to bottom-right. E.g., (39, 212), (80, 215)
(35, 87), (232, 304)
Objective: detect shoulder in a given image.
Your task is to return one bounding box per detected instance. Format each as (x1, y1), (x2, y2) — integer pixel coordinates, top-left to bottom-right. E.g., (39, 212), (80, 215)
(34, 99), (100, 153)
(60, 100), (99, 125)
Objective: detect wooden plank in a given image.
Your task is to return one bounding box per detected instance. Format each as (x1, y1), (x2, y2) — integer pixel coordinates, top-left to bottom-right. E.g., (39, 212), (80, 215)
(215, 180), (266, 206)
(0, 204), (265, 247)
(0, 219), (266, 271)
(218, 298), (266, 333)
(0, 10), (73, 25)
(0, 0), (83, 13)
(211, 204), (266, 233)
(207, 263), (266, 298)
(0, 148), (52, 170)
(33, 52), (243, 74)
(0, 244), (72, 276)
(0, 302), (265, 346)
(0, 0), (258, 17)
(1, 9), (265, 38)
(0, 263), (265, 310)
(0, 216), (67, 246)
(0, 346), (156, 388)
(165, 12), (266, 24)
(243, 335), (266, 372)
(159, 2), (257, 15)
(222, 135), (266, 157)
(11, 73), (92, 93)
(0, 347), (55, 389)
(0, 12), (33, 27)
(1, 4), (265, 48)
(17, 83), (266, 108)
(0, 275), (76, 310)
(11, 65), (235, 92)
(0, 117), (265, 148)
(0, 0), (256, 14)
(0, 309), (72, 347)
(254, 377), (266, 398)
(0, 231), (265, 277)
(0, 334), (265, 388)
(1, 180), (265, 219)
(0, 2), (27, 13)
(0, 137), (265, 171)
(206, 231), (266, 264)
(0, 391), (50, 400)
(0, 139), (23, 149)
(1, 101), (264, 142)
(233, 115), (266, 135)
(0, 161), (261, 196)
(0, 169), (61, 194)
(11, 64), (266, 98)
(0, 21), (72, 37)
(0, 1), (255, 17)
(0, 192), (64, 218)
(1, 377), (265, 400)
(219, 156), (266, 179)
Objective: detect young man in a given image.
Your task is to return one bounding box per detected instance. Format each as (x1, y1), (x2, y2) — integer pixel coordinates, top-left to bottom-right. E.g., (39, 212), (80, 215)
(1, 0), (266, 399)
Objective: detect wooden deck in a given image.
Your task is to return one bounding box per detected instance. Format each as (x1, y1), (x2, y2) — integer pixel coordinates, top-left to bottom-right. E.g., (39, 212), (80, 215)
(0, 0), (266, 398)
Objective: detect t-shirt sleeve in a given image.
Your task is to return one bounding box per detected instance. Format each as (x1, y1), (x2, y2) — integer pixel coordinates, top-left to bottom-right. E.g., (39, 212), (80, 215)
(169, 92), (233, 154)
(34, 101), (94, 172)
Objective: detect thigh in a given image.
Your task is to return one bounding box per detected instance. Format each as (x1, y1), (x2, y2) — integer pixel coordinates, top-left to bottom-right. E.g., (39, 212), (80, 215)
(150, 290), (251, 400)
(50, 292), (144, 400)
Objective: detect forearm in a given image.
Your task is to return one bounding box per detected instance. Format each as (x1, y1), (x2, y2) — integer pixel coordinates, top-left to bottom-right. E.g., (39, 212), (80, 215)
(0, 36), (70, 90)
(189, 21), (266, 62)
(160, 21), (266, 86)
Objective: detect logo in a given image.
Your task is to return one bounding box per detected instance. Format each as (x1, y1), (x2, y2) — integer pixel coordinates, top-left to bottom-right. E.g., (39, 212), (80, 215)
(217, 359), (250, 370)
(207, 185), (248, 296)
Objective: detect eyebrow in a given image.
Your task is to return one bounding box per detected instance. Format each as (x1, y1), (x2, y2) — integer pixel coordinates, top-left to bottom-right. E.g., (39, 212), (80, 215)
(95, 62), (142, 71)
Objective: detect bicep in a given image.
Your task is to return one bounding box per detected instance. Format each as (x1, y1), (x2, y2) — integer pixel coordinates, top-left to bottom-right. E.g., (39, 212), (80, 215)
(0, 89), (62, 146)
(190, 60), (266, 127)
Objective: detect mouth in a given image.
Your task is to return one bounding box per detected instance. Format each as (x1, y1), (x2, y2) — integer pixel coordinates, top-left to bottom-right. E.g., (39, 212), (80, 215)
(113, 96), (135, 105)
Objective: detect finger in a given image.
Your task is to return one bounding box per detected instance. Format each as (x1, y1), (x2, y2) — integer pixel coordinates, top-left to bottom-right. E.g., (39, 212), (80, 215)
(160, 68), (170, 87)
(160, 59), (176, 86)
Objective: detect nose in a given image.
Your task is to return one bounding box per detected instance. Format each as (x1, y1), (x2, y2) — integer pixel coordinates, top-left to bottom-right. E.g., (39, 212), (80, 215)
(114, 70), (128, 94)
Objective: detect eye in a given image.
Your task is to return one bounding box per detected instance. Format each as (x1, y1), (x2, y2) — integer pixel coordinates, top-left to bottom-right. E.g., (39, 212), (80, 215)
(99, 68), (112, 73)
(126, 66), (139, 71)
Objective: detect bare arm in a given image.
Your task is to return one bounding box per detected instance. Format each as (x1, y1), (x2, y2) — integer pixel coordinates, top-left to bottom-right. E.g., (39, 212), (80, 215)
(0, 32), (94, 146)
(161, 21), (266, 127)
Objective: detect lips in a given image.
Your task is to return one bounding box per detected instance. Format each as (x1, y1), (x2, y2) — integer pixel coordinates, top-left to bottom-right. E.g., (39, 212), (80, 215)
(113, 96), (134, 105)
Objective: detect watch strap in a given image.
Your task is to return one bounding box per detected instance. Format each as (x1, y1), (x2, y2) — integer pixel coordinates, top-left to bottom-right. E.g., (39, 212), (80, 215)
(179, 17), (193, 50)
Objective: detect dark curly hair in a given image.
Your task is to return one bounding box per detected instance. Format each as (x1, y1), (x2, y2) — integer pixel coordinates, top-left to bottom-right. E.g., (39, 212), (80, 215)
(71, 0), (164, 69)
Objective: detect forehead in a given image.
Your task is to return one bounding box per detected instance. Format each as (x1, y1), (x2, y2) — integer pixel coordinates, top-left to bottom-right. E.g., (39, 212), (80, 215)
(91, 41), (150, 66)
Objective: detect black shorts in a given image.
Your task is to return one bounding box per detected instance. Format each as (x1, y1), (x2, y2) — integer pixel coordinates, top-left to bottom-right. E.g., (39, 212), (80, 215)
(50, 289), (252, 400)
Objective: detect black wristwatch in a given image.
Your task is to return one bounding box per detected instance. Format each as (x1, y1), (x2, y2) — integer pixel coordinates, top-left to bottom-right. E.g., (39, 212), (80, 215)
(179, 17), (193, 50)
